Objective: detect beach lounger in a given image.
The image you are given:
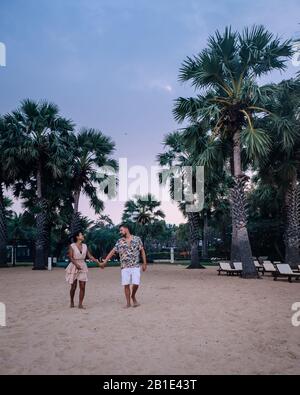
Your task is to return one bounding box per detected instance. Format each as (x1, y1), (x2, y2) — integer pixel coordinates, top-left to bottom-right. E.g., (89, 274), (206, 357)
(274, 264), (300, 283)
(254, 260), (264, 273)
(262, 262), (277, 276)
(291, 264), (300, 272)
(233, 262), (243, 271)
(217, 262), (242, 276)
(234, 261), (260, 278)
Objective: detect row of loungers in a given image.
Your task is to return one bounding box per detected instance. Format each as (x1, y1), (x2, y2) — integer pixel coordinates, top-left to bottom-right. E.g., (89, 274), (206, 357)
(218, 261), (300, 283)
(218, 262), (243, 277)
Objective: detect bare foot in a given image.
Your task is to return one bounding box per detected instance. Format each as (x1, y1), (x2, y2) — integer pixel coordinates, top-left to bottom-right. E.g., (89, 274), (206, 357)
(123, 304), (131, 309)
(132, 299), (140, 308)
(70, 302), (75, 308)
(78, 305), (86, 309)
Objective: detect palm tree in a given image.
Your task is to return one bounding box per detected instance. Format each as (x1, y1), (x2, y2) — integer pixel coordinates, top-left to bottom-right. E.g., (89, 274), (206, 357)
(174, 25), (293, 277)
(123, 194), (165, 224)
(158, 130), (203, 268)
(0, 196), (14, 266)
(158, 124), (229, 268)
(122, 194), (165, 244)
(69, 128), (117, 236)
(94, 214), (114, 228)
(4, 100), (74, 269)
(255, 78), (300, 268)
(0, 117), (26, 266)
(0, 173), (9, 266)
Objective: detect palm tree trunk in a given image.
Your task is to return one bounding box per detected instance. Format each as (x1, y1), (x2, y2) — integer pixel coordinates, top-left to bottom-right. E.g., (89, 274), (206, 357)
(0, 182), (8, 267)
(34, 164), (47, 270)
(230, 210), (240, 263)
(43, 222), (52, 266)
(55, 225), (68, 260)
(12, 240), (17, 267)
(202, 211), (209, 259)
(70, 189), (81, 235)
(230, 155), (240, 263)
(230, 131), (256, 277)
(186, 212), (205, 269)
(284, 174), (300, 269)
(74, 189), (80, 213)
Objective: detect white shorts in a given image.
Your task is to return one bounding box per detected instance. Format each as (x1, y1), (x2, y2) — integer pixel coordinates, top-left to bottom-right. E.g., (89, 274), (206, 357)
(121, 267), (141, 286)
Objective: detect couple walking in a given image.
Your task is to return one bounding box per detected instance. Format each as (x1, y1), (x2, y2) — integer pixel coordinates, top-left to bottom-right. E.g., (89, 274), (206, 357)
(65, 224), (147, 309)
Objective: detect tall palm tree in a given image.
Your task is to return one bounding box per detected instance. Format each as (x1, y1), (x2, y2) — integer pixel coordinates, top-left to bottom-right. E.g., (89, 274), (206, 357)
(0, 116), (26, 266)
(70, 128), (117, 236)
(174, 25), (293, 277)
(158, 124), (229, 268)
(4, 100), (74, 269)
(255, 78), (300, 267)
(158, 130), (203, 268)
(0, 128), (9, 266)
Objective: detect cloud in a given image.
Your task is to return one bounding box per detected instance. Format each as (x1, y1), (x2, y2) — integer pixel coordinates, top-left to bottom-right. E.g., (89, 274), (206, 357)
(148, 80), (173, 93)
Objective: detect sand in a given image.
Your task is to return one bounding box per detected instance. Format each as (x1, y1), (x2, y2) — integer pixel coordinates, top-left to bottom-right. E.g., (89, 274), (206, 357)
(0, 265), (299, 375)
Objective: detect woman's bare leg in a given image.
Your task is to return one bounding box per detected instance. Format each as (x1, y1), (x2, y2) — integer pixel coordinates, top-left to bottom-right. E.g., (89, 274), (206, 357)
(78, 281), (86, 309)
(70, 280), (77, 308)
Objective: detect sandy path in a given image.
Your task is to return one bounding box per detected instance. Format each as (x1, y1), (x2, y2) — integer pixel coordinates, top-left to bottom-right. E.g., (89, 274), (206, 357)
(0, 265), (299, 375)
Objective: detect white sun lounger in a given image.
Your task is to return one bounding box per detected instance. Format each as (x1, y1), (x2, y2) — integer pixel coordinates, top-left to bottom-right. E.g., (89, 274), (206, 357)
(233, 262), (243, 271)
(254, 260), (264, 273)
(274, 264), (300, 283)
(262, 262), (277, 276)
(217, 262), (242, 276)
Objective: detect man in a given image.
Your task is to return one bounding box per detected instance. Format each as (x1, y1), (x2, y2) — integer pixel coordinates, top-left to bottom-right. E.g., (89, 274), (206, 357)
(101, 224), (147, 308)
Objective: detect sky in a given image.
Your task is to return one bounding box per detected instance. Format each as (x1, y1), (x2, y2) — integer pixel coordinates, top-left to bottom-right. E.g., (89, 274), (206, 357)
(1, 0), (300, 225)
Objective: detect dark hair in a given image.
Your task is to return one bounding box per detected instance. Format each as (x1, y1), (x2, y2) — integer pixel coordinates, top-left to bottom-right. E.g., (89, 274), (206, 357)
(119, 223), (131, 232)
(71, 230), (83, 244)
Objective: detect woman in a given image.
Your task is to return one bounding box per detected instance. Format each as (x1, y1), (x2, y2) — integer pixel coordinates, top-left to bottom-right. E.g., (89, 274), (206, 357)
(65, 231), (100, 309)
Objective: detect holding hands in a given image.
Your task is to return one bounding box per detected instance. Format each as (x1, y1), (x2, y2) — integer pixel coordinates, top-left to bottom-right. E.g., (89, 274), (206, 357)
(99, 259), (106, 269)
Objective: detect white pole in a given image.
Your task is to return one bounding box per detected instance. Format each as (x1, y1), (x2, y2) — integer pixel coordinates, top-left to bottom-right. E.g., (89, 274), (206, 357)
(48, 257), (52, 271)
(170, 247), (175, 264)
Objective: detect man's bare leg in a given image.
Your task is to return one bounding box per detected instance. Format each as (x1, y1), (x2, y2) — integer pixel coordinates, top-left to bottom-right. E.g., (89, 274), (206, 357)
(131, 285), (140, 307)
(124, 285), (131, 308)
(70, 280), (77, 308)
(78, 281), (86, 309)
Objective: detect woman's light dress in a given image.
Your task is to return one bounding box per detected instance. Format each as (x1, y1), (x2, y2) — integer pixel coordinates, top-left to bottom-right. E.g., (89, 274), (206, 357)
(65, 243), (88, 284)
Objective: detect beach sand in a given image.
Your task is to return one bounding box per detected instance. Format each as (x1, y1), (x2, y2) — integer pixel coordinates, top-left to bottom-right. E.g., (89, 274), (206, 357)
(0, 265), (299, 375)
